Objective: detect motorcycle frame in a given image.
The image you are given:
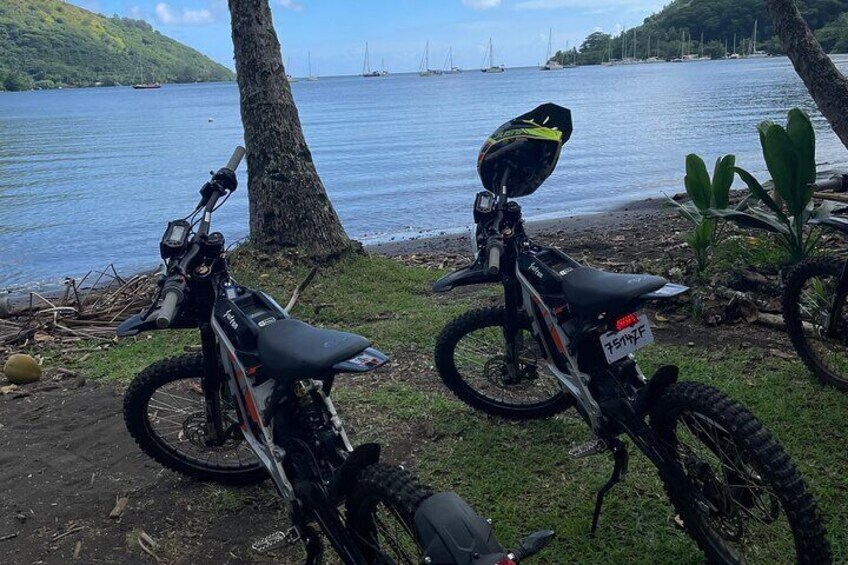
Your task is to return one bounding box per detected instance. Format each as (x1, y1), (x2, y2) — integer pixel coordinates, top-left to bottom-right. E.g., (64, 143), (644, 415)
(173, 268), (373, 564)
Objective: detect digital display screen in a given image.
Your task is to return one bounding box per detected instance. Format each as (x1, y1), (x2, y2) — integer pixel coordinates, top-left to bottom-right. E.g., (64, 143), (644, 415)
(168, 225), (187, 243)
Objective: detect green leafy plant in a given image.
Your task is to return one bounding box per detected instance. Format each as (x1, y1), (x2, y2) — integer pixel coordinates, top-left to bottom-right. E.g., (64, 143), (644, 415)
(708, 109), (830, 263)
(670, 153), (736, 273)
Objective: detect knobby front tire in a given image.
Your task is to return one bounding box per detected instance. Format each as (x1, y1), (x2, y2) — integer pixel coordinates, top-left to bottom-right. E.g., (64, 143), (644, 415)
(651, 382), (831, 564)
(782, 257), (848, 391)
(434, 306), (570, 420)
(345, 464), (433, 564)
(123, 353), (267, 485)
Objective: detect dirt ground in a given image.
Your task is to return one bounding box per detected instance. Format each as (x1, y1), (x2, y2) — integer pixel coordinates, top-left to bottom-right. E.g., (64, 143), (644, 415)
(0, 198), (812, 564)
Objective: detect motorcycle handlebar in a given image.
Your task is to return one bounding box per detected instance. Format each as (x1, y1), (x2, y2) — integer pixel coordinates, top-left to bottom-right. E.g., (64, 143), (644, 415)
(487, 240), (502, 275)
(155, 290), (180, 329)
(225, 146), (246, 172)
(154, 277), (186, 328)
(812, 175), (847, 193)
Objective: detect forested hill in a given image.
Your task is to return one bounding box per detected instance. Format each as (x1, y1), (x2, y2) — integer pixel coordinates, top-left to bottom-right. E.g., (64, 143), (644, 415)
(565, 0), (848, 65)
(0, 0), (234, 91)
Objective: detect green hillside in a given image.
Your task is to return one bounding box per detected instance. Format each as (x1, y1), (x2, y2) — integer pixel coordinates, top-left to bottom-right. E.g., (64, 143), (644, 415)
(561, 0), (848, 65)
(0, 0), (234, 91)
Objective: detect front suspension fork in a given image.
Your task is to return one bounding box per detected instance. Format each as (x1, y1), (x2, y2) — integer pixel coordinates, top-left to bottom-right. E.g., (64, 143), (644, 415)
(200, 324), (226, 446)
(825, 258), (848, 338)
(502, 272), (523, 378)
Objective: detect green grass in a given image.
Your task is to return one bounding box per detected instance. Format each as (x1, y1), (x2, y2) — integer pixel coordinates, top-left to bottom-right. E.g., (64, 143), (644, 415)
(72, 252), (848, 563)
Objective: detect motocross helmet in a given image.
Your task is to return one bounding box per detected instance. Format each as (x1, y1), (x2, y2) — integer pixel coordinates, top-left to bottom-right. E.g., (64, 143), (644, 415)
(477, 103), (572, 197)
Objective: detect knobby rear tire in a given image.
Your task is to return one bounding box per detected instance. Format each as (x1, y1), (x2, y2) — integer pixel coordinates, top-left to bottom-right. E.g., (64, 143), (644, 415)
(782, 257), (848, 391)
(346, 464), (434, 564)
(651, 382), (831, 564)
(434, 306), (570, 420)
(123, 353), (267, 485)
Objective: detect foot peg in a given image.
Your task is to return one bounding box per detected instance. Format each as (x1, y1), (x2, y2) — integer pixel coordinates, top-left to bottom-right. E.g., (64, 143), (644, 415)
(251, 526), (300, 553)
(569, 439), (607, 459)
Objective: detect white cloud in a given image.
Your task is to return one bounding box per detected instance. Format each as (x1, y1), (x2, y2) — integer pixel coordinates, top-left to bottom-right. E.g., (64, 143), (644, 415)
(277, 0), (304, 11)
(462, 0), (502, 9)
(154, 3), (215, 25)
(127, 5), (145, 20)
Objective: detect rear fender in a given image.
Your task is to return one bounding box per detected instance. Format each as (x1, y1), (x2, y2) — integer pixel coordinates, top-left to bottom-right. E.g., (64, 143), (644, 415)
(332, 443), (381, 502)
(433, 262), (500, 293)
(414, 492), (506, 565)
(639, 283), (689, 301)
(332, 347), (389, 373)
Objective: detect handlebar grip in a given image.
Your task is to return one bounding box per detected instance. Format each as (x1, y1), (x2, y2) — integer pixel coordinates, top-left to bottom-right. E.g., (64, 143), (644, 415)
(225, 146), (246, 172)
(813, 176), (845, 192)
(487, 243), (502, 276)
(155, 290), (181, 329)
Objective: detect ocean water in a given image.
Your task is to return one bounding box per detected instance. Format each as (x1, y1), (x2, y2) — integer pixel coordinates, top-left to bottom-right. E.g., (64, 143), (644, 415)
(2, 56), (848, 289)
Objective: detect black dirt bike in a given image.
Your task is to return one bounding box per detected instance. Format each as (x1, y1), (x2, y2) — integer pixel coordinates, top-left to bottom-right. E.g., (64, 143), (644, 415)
(783, 174), (848, 392)
(118, 147), (554, 565)
(433, 105), (831, 564)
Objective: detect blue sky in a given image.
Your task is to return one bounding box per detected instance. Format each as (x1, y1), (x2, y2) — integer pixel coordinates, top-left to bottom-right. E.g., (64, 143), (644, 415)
(69, 0), (668, 75)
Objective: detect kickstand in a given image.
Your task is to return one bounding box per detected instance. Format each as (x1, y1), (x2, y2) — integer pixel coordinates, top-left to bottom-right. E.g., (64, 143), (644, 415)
(302, 525), (324, 565)
(590, 439), (629, 537)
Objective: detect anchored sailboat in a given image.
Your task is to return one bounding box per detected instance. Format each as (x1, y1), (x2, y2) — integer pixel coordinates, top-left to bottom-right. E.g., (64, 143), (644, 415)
(362, 43), (382, 78)
(443, 47), (462, 74)
(307, 51), (318, 81)
(481, 38), (505, 73)
(132, 60), (160, 89)
(540, 28), (563, 71)
(419, 41), (441, 77)
(749, 20), (768, 58)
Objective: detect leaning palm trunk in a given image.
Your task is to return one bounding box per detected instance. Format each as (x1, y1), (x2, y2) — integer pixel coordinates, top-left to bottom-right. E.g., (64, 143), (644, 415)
(765, 0), (848, 151)
(228, 0), (354, 258)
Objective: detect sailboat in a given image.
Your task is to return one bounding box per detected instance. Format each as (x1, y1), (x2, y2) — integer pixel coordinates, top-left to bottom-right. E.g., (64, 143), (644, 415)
(380, 58), (389, 76)
(306, 51), (318, 81)
(442, 47), (462, 74)
(362, 43), (382, 78)
(419, 41), (441, 77)
(481, 38), (505, 73)
(540, 28), (563, 70)
(749, 20), (768, 58)
(132, 61), (161, 89)
(286, 57), (298, 83)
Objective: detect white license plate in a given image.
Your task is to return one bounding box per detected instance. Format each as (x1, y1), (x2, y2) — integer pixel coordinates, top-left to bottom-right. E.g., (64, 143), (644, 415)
(599, 314), (654, 364)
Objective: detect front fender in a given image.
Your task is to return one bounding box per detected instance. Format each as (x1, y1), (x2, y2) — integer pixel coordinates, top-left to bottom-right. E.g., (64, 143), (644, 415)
(414, 492), (505, 565)
(432, 262), (500, 293)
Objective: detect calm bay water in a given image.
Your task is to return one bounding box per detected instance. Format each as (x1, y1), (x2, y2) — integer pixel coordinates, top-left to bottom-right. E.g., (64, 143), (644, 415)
(2, 56), (848, 289)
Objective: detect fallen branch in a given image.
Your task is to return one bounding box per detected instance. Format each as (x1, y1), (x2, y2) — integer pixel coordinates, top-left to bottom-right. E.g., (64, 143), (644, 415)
(285, 266), (319, 312)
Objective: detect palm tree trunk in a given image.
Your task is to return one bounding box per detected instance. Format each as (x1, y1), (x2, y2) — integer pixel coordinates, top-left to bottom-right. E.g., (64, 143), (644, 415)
(227, 0), (355, 258)
(765, 0), (848, 150)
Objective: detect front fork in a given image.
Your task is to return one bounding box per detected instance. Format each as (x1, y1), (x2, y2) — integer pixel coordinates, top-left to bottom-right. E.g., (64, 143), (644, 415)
(200, 323), (227, 446)
(825, 258), (848, 338)
(502, 268), (523, 380)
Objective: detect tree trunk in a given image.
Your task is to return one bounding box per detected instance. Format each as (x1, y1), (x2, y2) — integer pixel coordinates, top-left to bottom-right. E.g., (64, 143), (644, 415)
(227, 0), (354, 258)
(765, 0), (848, 150)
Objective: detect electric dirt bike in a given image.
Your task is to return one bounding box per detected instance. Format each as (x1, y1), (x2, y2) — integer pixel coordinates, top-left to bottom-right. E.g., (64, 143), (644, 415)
(118, 148), (553, 565)
(433, 105), (831, 564)
(783, 174), (848, 392)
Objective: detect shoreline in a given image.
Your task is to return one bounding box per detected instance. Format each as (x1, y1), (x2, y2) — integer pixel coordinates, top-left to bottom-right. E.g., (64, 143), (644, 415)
(0, 196), (671, 308)
(369, 195), (669, 257)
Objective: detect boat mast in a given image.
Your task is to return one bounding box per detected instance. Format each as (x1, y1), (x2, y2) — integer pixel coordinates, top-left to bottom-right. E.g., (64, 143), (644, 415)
(363, 42), (370, 74)
(752, 19), (758, 54)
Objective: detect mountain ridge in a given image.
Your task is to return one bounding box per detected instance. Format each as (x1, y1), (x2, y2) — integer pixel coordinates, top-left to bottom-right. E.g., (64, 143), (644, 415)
(0, 0), (234, 91)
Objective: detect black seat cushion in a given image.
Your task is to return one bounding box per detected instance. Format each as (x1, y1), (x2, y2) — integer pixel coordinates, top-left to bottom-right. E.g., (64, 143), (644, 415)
(257, 319), (370, 379)
(561, 267), (667, 317)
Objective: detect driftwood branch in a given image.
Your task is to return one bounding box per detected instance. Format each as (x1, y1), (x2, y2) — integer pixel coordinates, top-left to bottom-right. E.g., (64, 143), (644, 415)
(285, 266), (319, 312)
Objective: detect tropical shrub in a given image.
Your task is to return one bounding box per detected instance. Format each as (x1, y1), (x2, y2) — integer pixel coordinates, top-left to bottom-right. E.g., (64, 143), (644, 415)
(708, 108), (831, 263)
(670, 153), (736, 273)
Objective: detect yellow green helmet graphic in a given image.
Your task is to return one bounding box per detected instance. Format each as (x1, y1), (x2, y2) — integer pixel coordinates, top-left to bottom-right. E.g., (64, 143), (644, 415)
(477, 103), (573, 197)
